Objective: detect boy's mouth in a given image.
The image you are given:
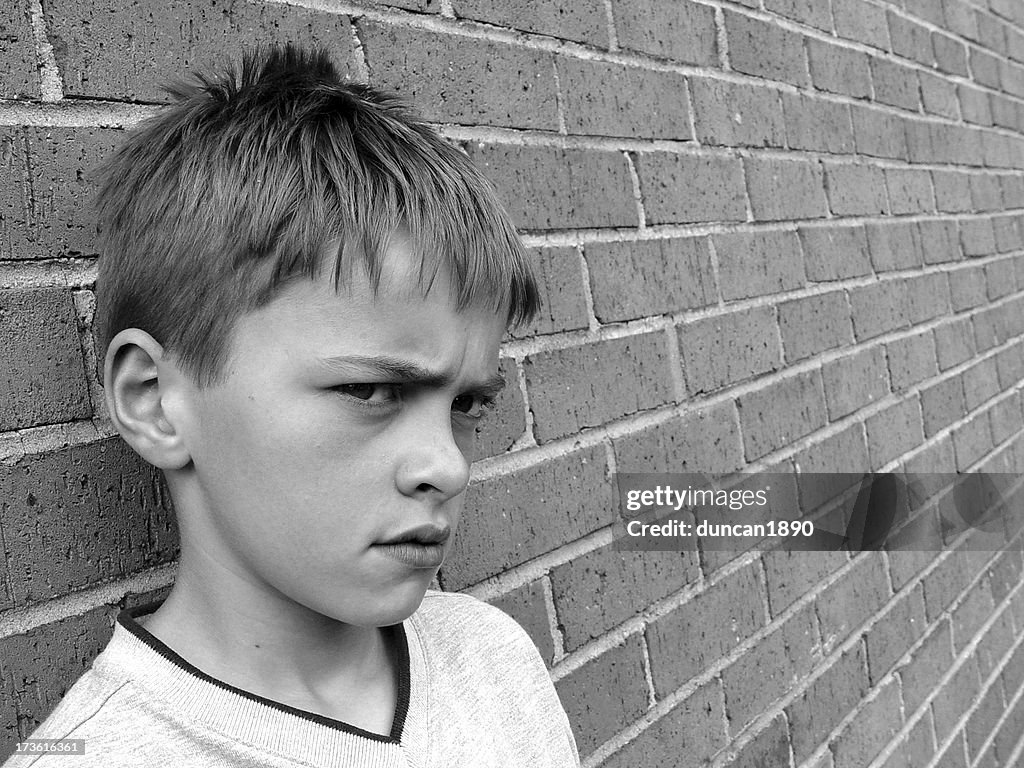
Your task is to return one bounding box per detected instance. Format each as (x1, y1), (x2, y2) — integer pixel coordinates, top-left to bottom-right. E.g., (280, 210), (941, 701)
(378, 523), (451, 546)
(375, 524), (451, 569)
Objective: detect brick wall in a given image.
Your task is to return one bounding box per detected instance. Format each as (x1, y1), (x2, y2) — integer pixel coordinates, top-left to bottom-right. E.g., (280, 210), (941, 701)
(2, 0), (1024, 765)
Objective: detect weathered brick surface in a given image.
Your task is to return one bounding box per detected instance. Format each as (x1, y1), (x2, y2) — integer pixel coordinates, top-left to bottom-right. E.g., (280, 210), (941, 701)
(488, 580), (555, 666)
(889, 12), (935, 66)
(825, 162), (890, 216)
(552, 546), (696, 652)
(599, 680), (728, 768)
(0, 438), (178, 606)
(557, 59), (691, 140)
(852, 106), (908, 160)
(465, 143), (637, 230)
(744, 156), (828, 221)
(612, 0), (718, 65)
(554, 635), (649, 758)
(815, 554), (891, 641)
(737, 370), (828, 461)
(808, 38), (872, 98)
(451, 0), (606, 46)
(833, 0), (891, 49)
(677, 306), (782, 395)
(920, 374), (967, 437)
(721, 717), (791, 768)
(524, 333), (674, 442)
(850, 280), (909, 340)
(0, 290), (92, 431)
(0, 1), (39, 99)
(866, 221), (925, 272)
(832, 678), (904, 768)
(725, 11), (809, 87)
(886, 331), (938, 392)
(362, 22), (557, 130)
(514, 247), (590, 338)
(778, 291), (854, 362)
(782, 93), (855, 154)
(864, 585), (927, 684)
(714, 229), (805, 301)
(786, 644), (869, 763)
(585, 237), (715, 323)
(870, 57), (921, 111)
(646, 562), (764, 695)
(634, 152), (748, 225)
(865, 397), (925, 469)
(822, 345), (890, 420)
(474, 359), (526, 459)
(798, 223), (872, 281)
(47, 0), (357, 100)
(691, 79), (786, 149)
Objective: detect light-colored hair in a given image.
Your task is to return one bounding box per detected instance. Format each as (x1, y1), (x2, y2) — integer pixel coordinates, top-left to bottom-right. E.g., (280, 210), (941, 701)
(95, 43), (538, 386)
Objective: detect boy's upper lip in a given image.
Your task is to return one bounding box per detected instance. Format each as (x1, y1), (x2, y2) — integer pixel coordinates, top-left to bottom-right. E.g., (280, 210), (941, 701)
(378, 523), (451, 545)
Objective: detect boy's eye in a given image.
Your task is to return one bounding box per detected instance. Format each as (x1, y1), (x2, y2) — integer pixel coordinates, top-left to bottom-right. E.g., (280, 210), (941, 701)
(452, 393), (494, 418)
(336, 383), (401, 404)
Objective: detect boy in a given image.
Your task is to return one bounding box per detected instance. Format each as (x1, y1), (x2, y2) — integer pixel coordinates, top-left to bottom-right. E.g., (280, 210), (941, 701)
(6, 44), (579, 767)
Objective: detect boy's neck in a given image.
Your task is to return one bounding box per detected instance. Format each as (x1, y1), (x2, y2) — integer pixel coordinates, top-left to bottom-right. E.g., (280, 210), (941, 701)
(140, 555), (400, 737)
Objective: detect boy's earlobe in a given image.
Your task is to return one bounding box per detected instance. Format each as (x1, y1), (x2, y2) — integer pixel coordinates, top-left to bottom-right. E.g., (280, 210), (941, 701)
(104, 329), (193, 470)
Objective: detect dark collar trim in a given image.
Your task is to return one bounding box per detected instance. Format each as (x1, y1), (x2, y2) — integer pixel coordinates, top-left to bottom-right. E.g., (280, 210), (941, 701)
(117, 601), (412, 744)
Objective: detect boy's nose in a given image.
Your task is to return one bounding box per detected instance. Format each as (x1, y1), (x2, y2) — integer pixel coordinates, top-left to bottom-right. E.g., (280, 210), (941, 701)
(394, 415), (471, 501)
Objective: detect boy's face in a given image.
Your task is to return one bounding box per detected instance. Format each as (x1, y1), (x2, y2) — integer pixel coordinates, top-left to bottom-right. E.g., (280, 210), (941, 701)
(173, 235), (507, 628)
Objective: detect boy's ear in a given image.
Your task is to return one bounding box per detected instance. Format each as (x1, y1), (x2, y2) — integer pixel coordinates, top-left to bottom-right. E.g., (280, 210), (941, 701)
(104, 329), (193, 470)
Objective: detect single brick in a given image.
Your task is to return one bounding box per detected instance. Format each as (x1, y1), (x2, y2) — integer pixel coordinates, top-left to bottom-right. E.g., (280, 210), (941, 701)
(976, 13), (1008, 56)
(991, 94), (1019, 130)
(866, 221), (925, 272)
(557, 58), (692, 140)
(822, 345), (890, 420)
(943, 0), (979, 40)
(998, 176), (1024, 209)
(765, 0), (833, 29)
(949, 264), (988, 311)
(725, 10), (809, 87)
(690, 78), (786, 149)
(919, 219), (961, 265)
(554, 635), (650, 758)
(932, 33), (969, 76)
(833, 0), (890, 49)
(473, 359), (526, 459)
(870, 57), (920, 111)
(361, 22), (557, 130)
(995, 340), (1024, 388)
(0, 1), (39, 98)
(950, 582), (995, 653)
(721, 605), (817, 730)
(514, 247), (589, 338)
(786, 644), (869, 763)
(808, 38), (872, 98)
(886, 169), (935, 215)
(864, 586), (927, 684)
(677, 306), (783, 395)
(465, 143), (636, 230)
(635, 152), (748, 225)
(959, 85), (993, 126)
(47, 0), (357, 100)
(952, 411), (992, 470)
(524, 333), (674, 442)
(962, 358), (1000, 411)
(970, 175), (1004, 212)
(849, 280), (909, 340)
(0, 289), (92, 430)
(612, 0), (718, 65)
(585, 237), (716, 323)
(934, 317), (976, 370)
(970, 48), (1002, 89)
(762, 549), (845, 615)
(886, 331), (938, 392)
(903, 269), (951, 325)
(552, 546), (697, 652)
(960, 218), (997, 258)
(982, 131), (1014, 169)
(0, 438), (179, 605)
(443, 444), (614, 589)
(793, 427), (871, 515)
(933, 171), (974, 213)
(1, 127), (123, 261)
(865, 397), (925, 469)
(798, 223), (872, 281)
(931, 656), (981, 736)
(737, 370), (828, 461)
(920, 375), (967, 437)
(598, 681), (727, 768)
(782, 93), (855, 154)
(986, 257), (1017, 300)
(965, 679), (1005, 765)
(1002, 60), (1024, 99)
(487, 580), (555, 666)
(920, 70), (960, 119)
(778, 291), (854, 362)
(612, 401), (745, 475)
(851, 105), (908, 160)
(832, 678), (903, 768)
(714, 229), (805, 300)
(816, 554), (892, 641)
(451, 0), (606, 46)
(744, 156), (827, 221)
(0, 607), (114, 748)
(989, 393), (1023, 445)
(647, 562), (765, 695)
(888, 12), (934, 66)
(898, 620), (953, 713)
(824, 162), (889, 216)
(992, 214), (1023, 253)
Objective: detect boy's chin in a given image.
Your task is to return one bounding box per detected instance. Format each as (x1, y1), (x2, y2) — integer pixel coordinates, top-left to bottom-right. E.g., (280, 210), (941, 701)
(312, 579), (433, 628)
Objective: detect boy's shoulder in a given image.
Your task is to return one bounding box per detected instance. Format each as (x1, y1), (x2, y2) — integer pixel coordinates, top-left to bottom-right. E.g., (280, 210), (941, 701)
(411, 590), (542, 662)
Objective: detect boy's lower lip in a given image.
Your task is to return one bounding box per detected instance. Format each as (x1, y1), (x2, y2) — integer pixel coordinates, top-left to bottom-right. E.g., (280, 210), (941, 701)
(373, 542), (447, 569)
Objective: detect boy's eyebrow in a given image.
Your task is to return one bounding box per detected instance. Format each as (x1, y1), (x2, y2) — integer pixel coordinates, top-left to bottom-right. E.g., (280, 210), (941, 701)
(315, 354), (507, 396)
